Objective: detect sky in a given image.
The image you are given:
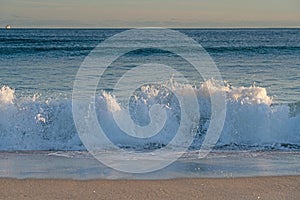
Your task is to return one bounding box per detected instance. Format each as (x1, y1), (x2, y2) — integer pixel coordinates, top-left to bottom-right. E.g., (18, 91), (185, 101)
(1, 0), (300, 28)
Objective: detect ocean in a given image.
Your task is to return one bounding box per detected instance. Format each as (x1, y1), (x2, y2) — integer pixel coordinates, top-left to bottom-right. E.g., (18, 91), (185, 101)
(0, 28), (299, 178)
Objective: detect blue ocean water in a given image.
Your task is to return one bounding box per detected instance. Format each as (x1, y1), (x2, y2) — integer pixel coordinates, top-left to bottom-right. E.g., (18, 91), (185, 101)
(0, 28), (299, 151)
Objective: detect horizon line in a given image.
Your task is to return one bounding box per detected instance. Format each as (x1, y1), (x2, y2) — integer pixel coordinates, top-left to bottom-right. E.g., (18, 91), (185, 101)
(2, 26), (300, 29)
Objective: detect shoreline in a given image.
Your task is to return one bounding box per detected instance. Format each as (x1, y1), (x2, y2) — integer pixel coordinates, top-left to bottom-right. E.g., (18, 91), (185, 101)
(1, 151), (299, 179)
(1, 176), (299, 200)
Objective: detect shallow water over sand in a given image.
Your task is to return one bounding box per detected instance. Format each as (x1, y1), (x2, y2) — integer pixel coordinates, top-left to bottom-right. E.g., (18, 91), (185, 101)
(0, 151), (299, 179)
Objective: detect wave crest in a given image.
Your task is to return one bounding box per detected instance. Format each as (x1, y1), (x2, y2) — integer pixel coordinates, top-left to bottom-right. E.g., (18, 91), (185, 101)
(0, 81), (298, 151)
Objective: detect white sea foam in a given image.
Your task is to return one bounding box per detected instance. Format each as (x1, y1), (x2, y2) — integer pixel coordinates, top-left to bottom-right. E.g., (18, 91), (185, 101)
(0, 82), (299, 151)
(0, 86), (15, 105)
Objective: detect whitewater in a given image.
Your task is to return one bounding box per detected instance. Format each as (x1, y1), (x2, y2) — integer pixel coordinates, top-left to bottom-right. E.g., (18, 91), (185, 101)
(0, 80), (299, 151)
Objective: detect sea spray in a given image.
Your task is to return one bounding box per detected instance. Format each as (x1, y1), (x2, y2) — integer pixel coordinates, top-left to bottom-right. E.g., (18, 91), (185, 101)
(0, 81), (299, 151)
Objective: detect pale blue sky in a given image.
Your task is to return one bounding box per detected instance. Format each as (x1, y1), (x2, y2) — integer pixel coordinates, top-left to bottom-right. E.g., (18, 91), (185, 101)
(1, 0), (299, 27)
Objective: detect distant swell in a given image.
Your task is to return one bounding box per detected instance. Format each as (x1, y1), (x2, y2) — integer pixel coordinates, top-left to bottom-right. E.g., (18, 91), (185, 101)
(0, 46), (94, 55)
(1, 44), (299, 55)
(0, 81), (299, 151)
(206, 46), (300, 53)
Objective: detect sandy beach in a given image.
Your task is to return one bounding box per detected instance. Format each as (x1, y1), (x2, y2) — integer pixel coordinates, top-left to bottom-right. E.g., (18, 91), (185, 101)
(0, 176), (299, 200)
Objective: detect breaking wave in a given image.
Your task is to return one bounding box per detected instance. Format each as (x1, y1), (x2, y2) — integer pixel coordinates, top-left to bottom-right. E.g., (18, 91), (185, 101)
(0, 80), (299, 151)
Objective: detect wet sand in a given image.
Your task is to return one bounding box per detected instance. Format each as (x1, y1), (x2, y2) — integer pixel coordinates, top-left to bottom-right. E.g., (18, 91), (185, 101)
(0, 176), (299, 200)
